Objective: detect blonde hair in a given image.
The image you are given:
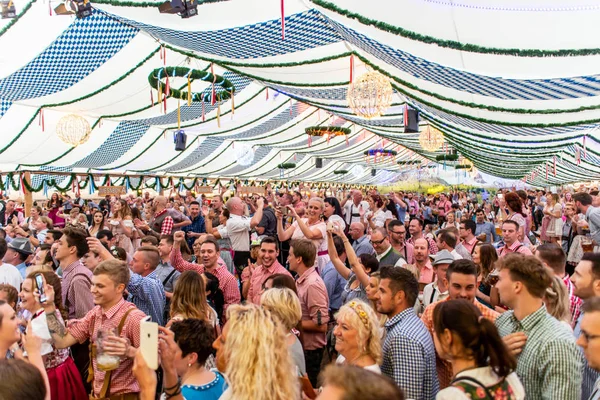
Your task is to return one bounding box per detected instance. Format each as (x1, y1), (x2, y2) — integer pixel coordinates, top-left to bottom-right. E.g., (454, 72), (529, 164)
(544, 275), (571, 325)
(335, 299), (382, 364)
(224, 304), (299, 400)
(260, 288), (302, 331)
(38, 216), (53, 229)
(94, 259), (130, 286)
(308, 197), (324, 211)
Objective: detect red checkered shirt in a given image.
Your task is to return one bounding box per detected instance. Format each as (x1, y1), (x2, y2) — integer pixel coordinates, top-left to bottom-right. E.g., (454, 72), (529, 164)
(68, 299), (146, 397)
(170, 247), (240, 314)
(562, 274), (583, 327)
(421, 297), (499, 389)
(152, 209), (174, 235)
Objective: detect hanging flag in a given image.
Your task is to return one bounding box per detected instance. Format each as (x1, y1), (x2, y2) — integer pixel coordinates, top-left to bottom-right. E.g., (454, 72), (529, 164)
(583, 135), (587, 159)
(266, 87), (269, 100)
(187, 72), (192, 106)
(553, 156), (557, 176)
(211, 63), (216, 106)
(280, 0), (285, 40)
(202, 101), (205, 122)
(576, 146), (581, 165)
(349, 54), (354, 83)
(38, 108), (44, 132)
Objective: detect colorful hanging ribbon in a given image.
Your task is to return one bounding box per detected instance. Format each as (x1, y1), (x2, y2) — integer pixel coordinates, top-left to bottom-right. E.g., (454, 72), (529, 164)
(281, 0), (285, 40)
(38, 108), (44, 132)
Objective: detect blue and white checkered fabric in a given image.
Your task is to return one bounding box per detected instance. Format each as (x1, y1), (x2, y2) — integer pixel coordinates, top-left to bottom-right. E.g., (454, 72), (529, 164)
(165, 137), (224, 172)
(0, 99), (11, 119)
(217, 146), (271, 175)
(226, 101), (309, 140)
(0, 14), (137, 101)
(137, 72), (252, 126)
(71, 121), (149, 168)
(100, 9), (339, 59)
(31, 166), (72, 188)
(327, 18), (600, 100)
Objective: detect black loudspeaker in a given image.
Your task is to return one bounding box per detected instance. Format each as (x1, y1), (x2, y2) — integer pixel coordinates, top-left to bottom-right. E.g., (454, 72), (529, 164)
(174, 130), (187, 151)
(315, 158), (323, 168)
(371, 169), (376, 177)
(404, 108), (419, 133)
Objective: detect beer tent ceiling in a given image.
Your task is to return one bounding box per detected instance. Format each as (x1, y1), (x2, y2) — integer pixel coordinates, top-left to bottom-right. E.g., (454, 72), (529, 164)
(1, 0), (600, 189)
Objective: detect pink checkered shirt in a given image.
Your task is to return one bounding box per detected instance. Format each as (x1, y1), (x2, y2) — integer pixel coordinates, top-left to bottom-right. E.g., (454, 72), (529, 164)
(68, 299), (146, 397)
(562, 274), (583, 327)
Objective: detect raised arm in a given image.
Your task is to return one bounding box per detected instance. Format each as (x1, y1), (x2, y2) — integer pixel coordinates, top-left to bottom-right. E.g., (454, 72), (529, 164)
(326, 229), (351, 280)
(171, 232), (205, 273)
(340, 230), (370, 287)
(288, 206), (322, 240)
(249, 198), (264, 229)
(276, 207), (296, 241)
(35, 280), (78, 349)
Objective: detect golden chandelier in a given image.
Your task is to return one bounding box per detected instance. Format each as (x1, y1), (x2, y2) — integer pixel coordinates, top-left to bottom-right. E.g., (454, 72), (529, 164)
(347, 70), (393, 119)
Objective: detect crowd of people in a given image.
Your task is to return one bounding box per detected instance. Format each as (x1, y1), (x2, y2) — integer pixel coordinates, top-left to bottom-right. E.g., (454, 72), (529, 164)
(0, 185), (598, 400)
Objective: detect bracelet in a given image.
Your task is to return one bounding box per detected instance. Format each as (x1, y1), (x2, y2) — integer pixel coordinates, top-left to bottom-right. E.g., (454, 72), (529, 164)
(163, 378), (181, 392)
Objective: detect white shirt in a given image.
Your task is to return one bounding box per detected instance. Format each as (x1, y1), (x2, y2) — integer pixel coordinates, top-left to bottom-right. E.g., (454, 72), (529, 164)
(226, 214), (252, 252)
(436, 367), (524, 400)
(422, 281), (449, 309)
(0, 262), (23, 290)
(343, 200), (370, 226)
(336, 355), (381, 374)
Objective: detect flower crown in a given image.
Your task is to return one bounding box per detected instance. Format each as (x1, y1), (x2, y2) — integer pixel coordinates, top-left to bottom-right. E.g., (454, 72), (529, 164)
(347, 300), (370, 328)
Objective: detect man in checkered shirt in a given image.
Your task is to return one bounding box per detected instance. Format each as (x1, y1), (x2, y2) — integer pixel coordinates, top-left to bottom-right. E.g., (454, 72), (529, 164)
(495, 253), (582, 400)
(375, 266), (439, 399)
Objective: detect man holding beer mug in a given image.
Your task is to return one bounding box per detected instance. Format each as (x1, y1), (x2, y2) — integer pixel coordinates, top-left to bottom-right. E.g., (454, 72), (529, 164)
(573, 192), (600, 252)
(37, 259), (146, 400)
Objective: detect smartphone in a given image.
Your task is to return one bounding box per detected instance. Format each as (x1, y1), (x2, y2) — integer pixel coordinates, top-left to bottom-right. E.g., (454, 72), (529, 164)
(497, 193), (503, 199)
(35, 273), (47, 303)
(140, 316), (159, 370)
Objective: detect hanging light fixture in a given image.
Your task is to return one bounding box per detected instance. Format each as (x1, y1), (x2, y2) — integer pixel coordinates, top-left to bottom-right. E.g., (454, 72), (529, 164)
(418, 125), (444, 152)
(347, 70), (393, 119)
(55, 114), (91, 147)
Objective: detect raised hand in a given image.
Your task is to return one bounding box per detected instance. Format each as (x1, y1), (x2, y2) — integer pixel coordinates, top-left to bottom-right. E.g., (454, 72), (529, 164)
(173, 231), (185, 243)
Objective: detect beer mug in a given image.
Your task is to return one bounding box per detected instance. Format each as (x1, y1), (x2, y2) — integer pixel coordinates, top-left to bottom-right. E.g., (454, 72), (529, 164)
(96, 328), (122, 372)
(581, 235), (594, 254)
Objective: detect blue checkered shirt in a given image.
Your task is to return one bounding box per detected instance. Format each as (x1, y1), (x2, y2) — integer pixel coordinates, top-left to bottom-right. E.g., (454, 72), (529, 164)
(381, 307), (439, 400)
(127, 269), (166, 326)
(181, 214), (206, 249)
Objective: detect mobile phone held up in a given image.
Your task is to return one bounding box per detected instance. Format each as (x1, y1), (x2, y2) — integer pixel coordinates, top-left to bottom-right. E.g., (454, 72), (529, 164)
(140, 316), (159, 370)
(35, 273), (47, 303)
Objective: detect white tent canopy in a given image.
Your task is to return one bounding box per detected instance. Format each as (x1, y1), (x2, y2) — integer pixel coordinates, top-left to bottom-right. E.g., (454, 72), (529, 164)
(1, 0), (599, 191)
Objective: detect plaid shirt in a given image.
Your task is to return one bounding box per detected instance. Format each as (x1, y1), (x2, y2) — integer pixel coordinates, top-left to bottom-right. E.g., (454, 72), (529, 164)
(382, 307), (439, 400)
(127, 269), (166, 326)
(170, 247), (240, 314)
(62, 260), (94, 319)
(154, 209), (174, 235)
(421, 298), (499, 388)
(181, 214), (206, 249)
(561, 274), (582, 327)
(68, 299), (146, 396)
(496, 305), (582, 400)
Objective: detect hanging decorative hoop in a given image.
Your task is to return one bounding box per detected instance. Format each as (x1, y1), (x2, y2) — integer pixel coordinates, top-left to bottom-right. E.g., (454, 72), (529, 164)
(397, 160), (421, 165)
(148, 66), (235, 103)
(277, 163), (296, 169)
(333, 170), (348, 175)
(435, 154), (459, 162)
(364, 148), (397, 164)
(305, 126), (350, 146)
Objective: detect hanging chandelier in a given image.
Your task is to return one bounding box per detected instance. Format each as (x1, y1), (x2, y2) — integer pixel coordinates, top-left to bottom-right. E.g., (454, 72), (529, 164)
(347, 70), (393, 119)
(418, 126), (444, 152)
(56, 114), (91, 147)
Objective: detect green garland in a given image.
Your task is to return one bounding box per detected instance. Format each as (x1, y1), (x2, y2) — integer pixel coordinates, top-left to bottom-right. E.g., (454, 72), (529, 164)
(0, 0), (35, 38)
(278, 163), (296, 169)
(454, 165), (472, 170)
(148, 66), (235, 103)
(312, 0), (600, 58)
(93, 0), (226, 6)
(333, 170), (348, 174)
(305, 126), (351, 136)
